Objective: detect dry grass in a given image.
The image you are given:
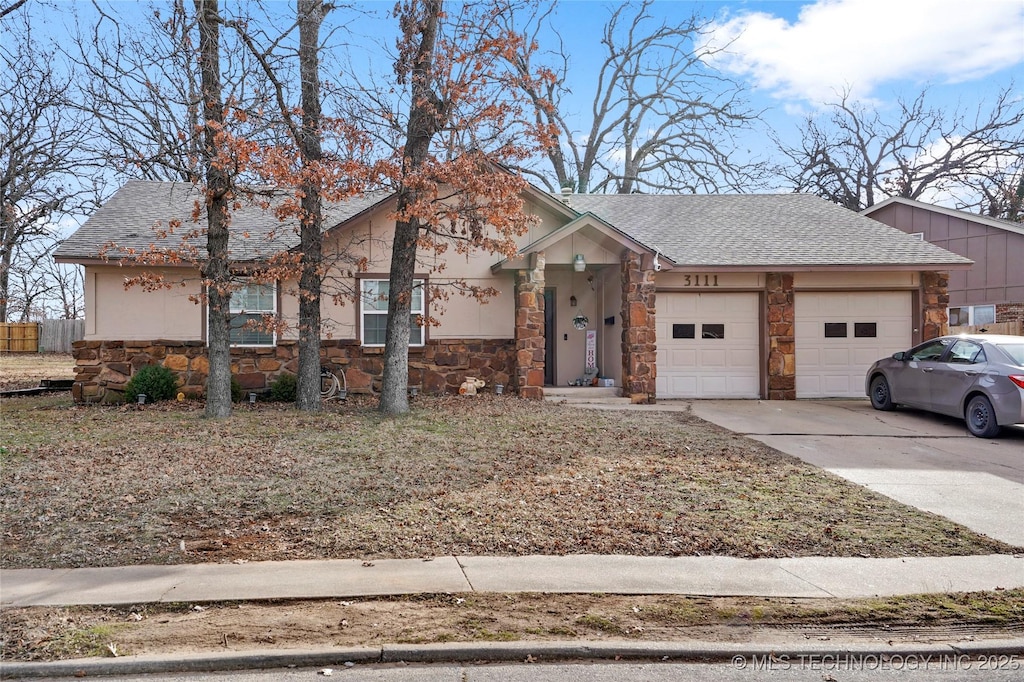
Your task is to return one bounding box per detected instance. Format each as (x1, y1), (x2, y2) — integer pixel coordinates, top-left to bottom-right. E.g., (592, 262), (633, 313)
(0, 353), (75, 391)
(3, 590), (1022, 662)
(0, 394), (1016, 570)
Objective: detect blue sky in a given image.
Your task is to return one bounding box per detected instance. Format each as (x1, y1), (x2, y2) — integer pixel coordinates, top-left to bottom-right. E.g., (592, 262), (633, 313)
(25, 0), (1024, 200)
(550, 0), (1023, 131)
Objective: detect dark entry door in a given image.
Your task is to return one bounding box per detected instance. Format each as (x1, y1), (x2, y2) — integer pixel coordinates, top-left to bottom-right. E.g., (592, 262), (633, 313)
(543, 289), (555, 386)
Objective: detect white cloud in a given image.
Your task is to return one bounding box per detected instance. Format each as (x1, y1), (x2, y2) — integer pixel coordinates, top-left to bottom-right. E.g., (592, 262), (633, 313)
(702, 0), (1024, 104)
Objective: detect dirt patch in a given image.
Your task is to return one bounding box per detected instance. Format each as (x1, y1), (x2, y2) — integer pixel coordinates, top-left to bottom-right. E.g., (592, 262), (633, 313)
(1, 395), (1017, 569)
(0, 353), (75, 391)
(3, 591), (1022, 662)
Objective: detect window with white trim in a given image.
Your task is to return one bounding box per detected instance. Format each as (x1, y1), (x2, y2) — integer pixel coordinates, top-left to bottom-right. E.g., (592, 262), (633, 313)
(948, 304), (996, 327)
(229, 281), (276, 346)
(361, 278), (425, 346)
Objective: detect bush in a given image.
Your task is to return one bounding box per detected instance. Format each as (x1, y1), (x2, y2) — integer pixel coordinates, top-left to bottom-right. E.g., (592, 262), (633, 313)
(269, 373), (297, 402)
(231, 375), (243, 403)
(124, 364), (178, 404)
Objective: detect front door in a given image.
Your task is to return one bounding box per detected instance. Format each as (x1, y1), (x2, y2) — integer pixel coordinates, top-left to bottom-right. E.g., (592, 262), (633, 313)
(544, 289), (555, 386)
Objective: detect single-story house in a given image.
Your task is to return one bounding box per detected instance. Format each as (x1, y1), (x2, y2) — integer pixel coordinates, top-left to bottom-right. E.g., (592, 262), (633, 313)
(863, 197), (1024, 330)
(54, 180), (971, 403)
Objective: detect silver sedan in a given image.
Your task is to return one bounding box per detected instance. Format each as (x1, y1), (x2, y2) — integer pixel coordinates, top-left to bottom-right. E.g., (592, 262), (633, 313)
(865, 334), (1024, 438)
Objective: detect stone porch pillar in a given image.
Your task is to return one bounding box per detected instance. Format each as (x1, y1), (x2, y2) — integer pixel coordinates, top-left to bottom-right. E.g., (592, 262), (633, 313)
(766, 272), (796, 400)
(620, 250), (657, 404)
(514, 252), (546, 400)
(920, 271), (949, 340)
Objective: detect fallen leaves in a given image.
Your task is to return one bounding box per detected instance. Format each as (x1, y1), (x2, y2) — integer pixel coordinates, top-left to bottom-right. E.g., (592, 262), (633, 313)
(1, 395), (1016, 570)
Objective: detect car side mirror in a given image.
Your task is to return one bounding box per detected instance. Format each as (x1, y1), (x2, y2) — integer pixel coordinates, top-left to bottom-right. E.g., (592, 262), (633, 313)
(892, 351), (907, 361)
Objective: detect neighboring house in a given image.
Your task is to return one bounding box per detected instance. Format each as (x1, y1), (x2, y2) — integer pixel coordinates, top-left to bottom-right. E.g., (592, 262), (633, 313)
(54, 180), (970, 403)
(863, 197), (1024, 329)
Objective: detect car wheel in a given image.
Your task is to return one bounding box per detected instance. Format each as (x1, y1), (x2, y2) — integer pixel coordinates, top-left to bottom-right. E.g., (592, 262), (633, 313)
(869, 375), (894, 411)
(965, 395), (1001, 438)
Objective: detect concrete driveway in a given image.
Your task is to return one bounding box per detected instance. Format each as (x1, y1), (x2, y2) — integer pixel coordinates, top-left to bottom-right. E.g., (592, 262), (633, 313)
(688, 400), (1024, 547)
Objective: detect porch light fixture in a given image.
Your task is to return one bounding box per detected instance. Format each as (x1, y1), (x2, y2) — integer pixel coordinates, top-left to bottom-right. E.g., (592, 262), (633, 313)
(573, 253), (586, 272)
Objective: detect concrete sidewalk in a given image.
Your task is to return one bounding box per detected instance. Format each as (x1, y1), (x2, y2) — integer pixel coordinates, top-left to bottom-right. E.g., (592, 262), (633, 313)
(3, 553), (1023, 608)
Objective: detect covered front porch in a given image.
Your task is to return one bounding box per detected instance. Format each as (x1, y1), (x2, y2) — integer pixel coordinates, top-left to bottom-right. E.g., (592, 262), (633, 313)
(492, 213), (664, 402)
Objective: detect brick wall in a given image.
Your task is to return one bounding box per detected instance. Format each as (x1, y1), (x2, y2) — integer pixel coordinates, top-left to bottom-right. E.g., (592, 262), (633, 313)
(71, 338), (515, 403)
(996, 302), (1024, 324)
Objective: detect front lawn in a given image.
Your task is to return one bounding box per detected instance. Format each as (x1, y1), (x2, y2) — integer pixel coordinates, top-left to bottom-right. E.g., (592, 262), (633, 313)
(0, 394), (1015, 569)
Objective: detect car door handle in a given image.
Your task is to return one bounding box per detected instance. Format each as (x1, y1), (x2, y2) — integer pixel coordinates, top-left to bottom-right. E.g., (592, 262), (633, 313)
(922, 367), (934, 373)
(964, 370), (979, 376)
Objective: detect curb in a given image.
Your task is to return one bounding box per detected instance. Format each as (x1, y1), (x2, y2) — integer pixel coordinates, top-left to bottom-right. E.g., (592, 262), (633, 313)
(3, 639), (1023, 679)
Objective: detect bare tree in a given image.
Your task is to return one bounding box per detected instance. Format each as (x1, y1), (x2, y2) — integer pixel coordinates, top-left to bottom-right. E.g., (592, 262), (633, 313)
(373, 0), (551, 415)
(778, 86), (1024, 212)
(229, 0), (374, 411)
(193, 0), (234, 418)
(972, 168), (1023, 223)
(0, 4), (91, 322)
(502, 0), (765, 194)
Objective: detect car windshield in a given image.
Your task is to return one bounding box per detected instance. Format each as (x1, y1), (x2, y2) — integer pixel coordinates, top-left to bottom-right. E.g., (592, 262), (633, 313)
(994, 342), (1024, 366)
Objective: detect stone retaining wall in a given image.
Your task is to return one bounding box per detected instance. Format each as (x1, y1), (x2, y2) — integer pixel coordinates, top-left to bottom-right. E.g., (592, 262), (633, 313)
(71, 338), (515, 403)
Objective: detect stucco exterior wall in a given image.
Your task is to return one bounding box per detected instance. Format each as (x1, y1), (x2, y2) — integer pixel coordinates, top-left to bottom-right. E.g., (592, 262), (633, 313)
(85, 267), (204, 341)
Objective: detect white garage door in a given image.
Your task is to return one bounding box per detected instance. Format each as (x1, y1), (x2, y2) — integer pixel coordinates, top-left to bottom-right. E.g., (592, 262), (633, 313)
(795, 291), (912, 398)
(656, 292), (760, 399)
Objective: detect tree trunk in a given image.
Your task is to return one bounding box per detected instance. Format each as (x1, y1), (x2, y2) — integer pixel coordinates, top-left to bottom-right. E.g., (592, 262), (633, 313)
(379, 0), (443, 416)
(294, 0), (325, 412)
(379, 214), (418, 415)
(195, 0), (232, 419)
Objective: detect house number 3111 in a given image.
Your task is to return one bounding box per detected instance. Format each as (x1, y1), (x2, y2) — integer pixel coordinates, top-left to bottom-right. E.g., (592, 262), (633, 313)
(683, 275), (719, 287)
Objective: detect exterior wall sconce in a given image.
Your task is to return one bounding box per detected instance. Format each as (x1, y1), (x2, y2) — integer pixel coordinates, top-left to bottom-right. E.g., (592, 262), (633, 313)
(573, 254), (586, 272)
(570, 295), (578, 307)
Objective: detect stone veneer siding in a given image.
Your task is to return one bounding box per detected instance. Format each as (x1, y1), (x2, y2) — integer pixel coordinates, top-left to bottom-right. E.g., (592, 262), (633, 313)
(620, 251), (657, 404)
(920, 271), (949, 341)
(71, 338), (515, 403)
(514, 253), (546, 400)
(766, 273), (795, 400)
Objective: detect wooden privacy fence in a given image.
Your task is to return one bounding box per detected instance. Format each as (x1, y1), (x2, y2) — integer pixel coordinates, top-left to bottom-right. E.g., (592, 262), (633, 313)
(947, 321), (1023, 336)
(0, 323), (38, 352)
(0, 320), (84, 353)
(39, 319), (85, 353)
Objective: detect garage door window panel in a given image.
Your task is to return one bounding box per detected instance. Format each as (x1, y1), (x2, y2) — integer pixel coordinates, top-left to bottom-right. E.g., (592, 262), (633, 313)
(824, 323), (847, 338)
(854, 323), (877, 338)
(702, 324), (725, 339)
(672, 324), (695, 339)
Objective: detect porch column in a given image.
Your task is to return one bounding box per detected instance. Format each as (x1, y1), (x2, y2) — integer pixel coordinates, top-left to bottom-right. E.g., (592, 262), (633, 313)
(766, 272), (796, 400)
(920, 271), (949, 340)
(514, 252), (546, 400)
(620, 250), (657, 404)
